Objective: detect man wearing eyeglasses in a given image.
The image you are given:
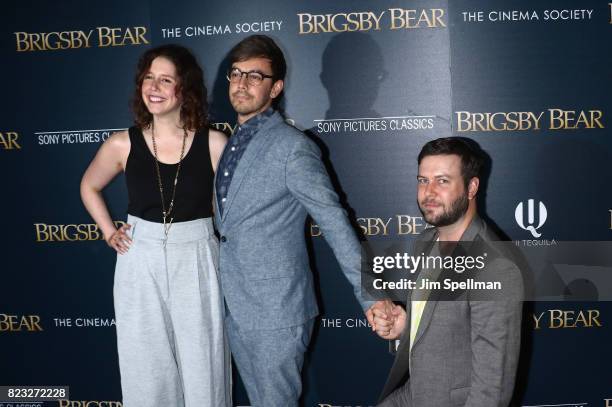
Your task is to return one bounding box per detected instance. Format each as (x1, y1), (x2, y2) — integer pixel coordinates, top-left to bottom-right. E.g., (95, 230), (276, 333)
(214, 35), (373, 407)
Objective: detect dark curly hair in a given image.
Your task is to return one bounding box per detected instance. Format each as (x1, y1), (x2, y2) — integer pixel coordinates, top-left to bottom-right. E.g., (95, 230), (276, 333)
(132, 44), (208, 131)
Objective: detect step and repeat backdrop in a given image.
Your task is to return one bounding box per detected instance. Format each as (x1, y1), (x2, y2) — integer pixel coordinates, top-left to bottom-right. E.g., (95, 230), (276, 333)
(1, 0), (611, 406)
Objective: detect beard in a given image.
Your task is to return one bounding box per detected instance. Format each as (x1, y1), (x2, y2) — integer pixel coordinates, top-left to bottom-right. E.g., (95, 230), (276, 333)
(419, 191), (469, 227)
(230, 91), (268, 117)
(230, 92), (253, 112)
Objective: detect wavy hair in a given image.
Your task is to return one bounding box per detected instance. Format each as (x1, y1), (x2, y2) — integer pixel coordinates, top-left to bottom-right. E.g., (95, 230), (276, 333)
(132, 44), (208, 130)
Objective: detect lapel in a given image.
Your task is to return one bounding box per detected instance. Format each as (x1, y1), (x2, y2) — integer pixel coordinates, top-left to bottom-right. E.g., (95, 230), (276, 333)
(213, 181), (221, 227)
(408, 231), (439, 351)
(218, 112), (283, 224)
(380, 234), (437, 401)
(409, 215), (484, 351)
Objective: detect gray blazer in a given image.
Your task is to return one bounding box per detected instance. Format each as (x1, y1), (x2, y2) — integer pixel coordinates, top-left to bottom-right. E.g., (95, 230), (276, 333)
(379, 216), (524, 407)
(214, 111), (368, 330)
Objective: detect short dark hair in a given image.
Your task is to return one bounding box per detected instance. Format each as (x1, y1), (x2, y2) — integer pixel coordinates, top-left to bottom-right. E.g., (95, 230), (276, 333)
(228, 35), (286, 81)
(418, 137), (485, 187)
(132, 44), (208, 131)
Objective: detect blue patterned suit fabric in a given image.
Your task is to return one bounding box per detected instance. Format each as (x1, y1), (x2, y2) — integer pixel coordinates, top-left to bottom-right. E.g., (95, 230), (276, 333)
(216, 108), (275, 217)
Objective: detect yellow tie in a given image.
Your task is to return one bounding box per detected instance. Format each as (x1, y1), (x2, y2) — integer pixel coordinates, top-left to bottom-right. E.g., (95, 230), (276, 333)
(409, 238), (439, 351)
(410, 299), (427, 350)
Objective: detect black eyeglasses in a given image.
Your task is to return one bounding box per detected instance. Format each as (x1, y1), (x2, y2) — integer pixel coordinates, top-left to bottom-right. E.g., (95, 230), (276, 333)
(226, 67), (274, 86)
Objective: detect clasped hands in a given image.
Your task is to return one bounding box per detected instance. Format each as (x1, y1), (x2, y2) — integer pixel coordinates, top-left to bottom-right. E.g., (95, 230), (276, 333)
(366, 300), (407, 340)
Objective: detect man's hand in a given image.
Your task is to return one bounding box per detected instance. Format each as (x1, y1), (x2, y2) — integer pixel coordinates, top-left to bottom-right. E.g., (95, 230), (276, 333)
(366, 300), (392, 329)
(382, 304), (407, 340)
(366, 301), (407, 340)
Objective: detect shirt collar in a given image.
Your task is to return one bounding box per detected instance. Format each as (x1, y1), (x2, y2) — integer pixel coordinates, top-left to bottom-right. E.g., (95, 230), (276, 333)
(233, 107), (275, 135)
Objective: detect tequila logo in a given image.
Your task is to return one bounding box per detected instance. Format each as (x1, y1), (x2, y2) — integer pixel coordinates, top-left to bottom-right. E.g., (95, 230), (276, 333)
(515, 199), (547, 238)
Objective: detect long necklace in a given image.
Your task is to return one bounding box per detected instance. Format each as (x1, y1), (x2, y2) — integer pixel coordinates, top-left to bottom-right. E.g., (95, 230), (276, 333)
(150, 122), (188, 246)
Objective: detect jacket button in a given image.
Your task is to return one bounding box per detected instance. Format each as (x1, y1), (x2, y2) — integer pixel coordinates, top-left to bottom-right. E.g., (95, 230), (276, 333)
(220, 236), (227, 243)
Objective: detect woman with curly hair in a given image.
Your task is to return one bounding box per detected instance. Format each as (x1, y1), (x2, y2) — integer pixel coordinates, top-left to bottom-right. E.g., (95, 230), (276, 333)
(80, 44), (230, 406)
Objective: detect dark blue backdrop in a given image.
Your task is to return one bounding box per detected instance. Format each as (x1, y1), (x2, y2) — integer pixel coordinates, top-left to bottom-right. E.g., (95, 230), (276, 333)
(1, 0), (610, 406)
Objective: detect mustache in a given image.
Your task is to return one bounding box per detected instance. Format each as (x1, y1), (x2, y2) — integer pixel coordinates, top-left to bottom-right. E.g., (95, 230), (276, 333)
(420, 199), (441, 206)
(232, 91), (251, 98)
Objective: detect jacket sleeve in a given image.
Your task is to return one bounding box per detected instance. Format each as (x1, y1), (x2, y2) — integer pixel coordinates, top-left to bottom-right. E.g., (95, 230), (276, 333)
(285, 135), (374, 312)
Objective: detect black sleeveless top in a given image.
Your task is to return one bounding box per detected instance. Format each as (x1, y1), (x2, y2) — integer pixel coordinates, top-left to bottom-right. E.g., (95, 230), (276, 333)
(125, 126), (214, 222)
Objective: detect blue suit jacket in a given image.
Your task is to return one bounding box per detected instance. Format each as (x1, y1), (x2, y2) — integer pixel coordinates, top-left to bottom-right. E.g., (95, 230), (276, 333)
(214, 111), (369, 330)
